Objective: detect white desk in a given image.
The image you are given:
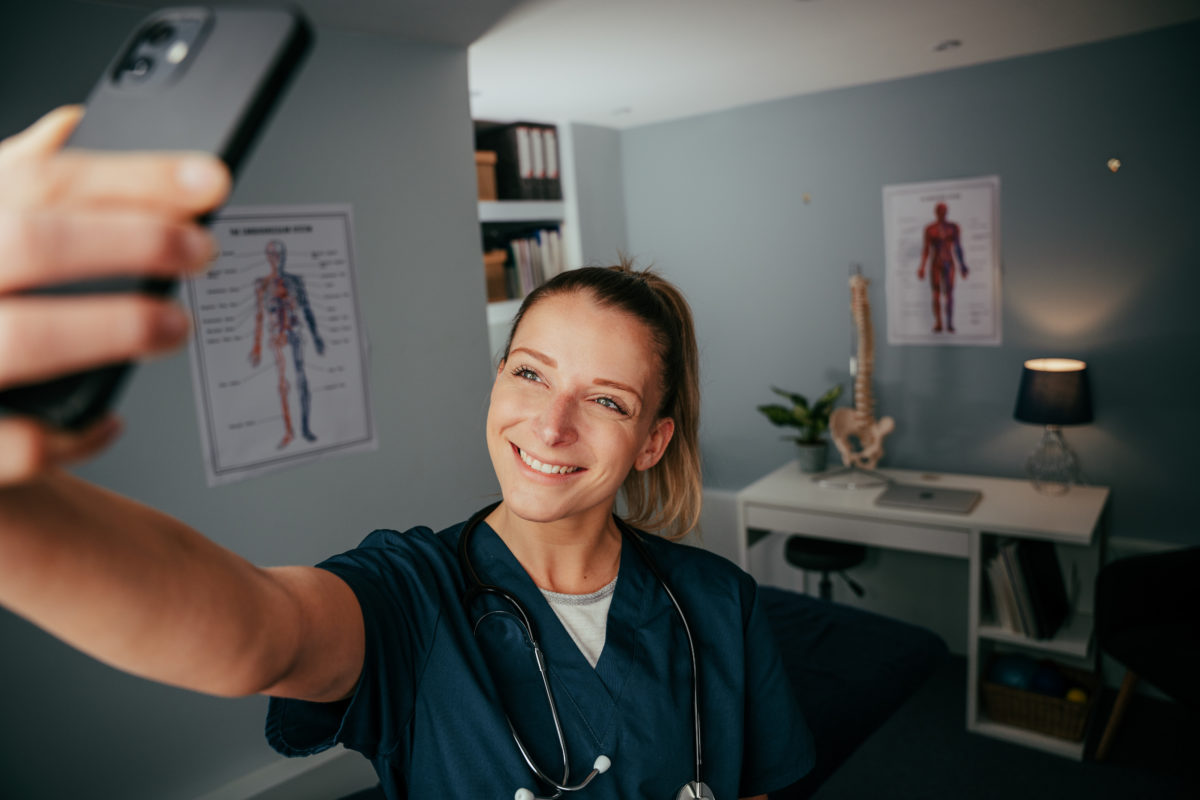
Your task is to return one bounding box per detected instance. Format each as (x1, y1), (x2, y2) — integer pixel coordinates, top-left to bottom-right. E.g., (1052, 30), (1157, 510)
(735, 460), (1110, 759)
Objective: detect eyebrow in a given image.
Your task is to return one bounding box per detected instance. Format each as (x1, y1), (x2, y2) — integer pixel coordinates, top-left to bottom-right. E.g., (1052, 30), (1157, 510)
(510, 346), (644, 404)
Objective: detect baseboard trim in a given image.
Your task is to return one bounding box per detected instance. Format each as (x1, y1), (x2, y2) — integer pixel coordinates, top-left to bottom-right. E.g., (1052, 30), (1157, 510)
(192, 747), (371, 800)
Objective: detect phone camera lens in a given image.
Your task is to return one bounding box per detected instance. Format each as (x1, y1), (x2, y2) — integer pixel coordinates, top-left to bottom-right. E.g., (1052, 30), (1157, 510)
(146, 23), (175, 45)
(127, 56), (153, 78)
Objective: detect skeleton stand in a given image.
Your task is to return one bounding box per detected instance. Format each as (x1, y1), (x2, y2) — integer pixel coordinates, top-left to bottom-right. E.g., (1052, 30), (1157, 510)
(813, 264), (893, 489)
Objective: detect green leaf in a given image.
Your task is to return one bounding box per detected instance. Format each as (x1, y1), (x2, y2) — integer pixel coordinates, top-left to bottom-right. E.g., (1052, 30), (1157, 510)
(757, 404), (800, 428)
(771, 386), (809, 410)
(810, 384), (843, 418)
(817, 384), (843, 406)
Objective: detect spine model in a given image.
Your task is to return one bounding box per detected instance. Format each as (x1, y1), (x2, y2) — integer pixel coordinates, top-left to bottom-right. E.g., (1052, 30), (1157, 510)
(829, 274), (894, 470)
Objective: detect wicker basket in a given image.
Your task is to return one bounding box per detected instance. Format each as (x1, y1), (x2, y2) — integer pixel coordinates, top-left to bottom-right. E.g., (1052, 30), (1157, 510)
(980, 660), (1100, 741)
(475, 150), (498, 201)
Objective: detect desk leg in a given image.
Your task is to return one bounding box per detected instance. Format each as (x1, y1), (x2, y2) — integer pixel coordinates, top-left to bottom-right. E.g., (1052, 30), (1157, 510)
(966, 529), (983, 731)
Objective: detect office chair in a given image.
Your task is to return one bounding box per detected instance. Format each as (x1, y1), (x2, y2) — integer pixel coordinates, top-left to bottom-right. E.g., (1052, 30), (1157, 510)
(1094, 546), (1200, 761)
(785, 535), (867, 602)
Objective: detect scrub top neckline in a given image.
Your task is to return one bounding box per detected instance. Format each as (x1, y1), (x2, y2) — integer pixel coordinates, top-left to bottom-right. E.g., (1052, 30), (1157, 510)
(467, 519), (652, 749)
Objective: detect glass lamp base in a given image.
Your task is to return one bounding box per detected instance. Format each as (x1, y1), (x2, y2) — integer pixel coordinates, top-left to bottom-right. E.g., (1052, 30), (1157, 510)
(1026, 426), (1079, 495)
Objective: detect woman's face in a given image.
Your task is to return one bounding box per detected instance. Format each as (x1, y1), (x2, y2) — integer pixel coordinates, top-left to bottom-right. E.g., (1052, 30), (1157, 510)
(486, 291), (674, 528)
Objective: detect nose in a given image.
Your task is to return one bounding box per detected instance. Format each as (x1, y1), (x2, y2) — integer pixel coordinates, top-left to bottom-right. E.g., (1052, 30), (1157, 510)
(535, 391), (578, 447)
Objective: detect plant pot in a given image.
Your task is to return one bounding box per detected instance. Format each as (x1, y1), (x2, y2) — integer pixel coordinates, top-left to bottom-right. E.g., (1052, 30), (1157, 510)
(795, 441), (828, 473)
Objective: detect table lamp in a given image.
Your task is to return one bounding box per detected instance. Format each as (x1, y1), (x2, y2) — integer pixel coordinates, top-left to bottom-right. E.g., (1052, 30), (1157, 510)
(1013, 358), (1093, 494)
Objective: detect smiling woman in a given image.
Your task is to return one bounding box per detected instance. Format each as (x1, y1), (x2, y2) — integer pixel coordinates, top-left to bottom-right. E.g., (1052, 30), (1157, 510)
(498, 262), (703, 542)
(260, 263), (813, 799)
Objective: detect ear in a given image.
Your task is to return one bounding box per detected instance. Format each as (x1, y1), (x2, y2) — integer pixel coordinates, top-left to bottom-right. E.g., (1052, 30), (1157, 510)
(634, 416), (675, 472)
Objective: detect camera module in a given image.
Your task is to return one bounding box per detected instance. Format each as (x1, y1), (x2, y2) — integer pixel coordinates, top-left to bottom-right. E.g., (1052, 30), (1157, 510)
(145, 23), (175, 46)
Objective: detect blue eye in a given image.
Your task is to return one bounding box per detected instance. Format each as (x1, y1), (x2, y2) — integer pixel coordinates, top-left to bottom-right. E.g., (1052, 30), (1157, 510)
(511, 365), (541, 382)
(596, 396), (628, 415)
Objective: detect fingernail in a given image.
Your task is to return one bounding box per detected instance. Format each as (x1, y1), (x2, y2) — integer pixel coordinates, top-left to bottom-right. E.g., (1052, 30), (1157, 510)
(157, 305), (192, 343)
(185, 227), (218, 269)
(177, 156), (226, 195)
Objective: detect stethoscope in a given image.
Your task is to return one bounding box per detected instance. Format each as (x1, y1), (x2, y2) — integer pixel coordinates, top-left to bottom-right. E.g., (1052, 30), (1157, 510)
(458, 502), (716, 800)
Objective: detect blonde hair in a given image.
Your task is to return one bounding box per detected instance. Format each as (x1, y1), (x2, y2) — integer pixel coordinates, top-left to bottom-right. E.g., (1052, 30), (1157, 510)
(502, 260), (702, 540)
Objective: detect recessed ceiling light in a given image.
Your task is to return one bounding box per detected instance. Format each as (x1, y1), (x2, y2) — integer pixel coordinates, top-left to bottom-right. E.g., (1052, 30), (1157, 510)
(933, 39), (962, 52)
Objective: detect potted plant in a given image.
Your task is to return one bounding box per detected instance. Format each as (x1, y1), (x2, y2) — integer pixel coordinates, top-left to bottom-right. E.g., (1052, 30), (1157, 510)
(757, 385), (843, 472)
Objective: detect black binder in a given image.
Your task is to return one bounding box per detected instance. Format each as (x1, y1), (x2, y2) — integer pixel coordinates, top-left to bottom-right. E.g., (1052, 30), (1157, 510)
(476, 121), (539, 200)
(1017, 540), (1070, 639)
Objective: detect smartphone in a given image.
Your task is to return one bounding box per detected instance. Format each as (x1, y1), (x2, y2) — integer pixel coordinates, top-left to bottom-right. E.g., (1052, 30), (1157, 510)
(0, 5), (312, 430)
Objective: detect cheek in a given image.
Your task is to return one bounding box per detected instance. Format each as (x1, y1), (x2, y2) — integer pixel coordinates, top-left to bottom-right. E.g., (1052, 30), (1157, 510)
(486, 382), (532, 433)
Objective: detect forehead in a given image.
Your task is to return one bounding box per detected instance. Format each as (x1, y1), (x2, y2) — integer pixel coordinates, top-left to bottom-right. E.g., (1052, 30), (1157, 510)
(512, 292), (662, 381)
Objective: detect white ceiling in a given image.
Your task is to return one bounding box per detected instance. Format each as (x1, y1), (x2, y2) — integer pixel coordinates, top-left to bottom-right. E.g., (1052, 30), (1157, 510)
(467, 0), (1200, 128)
(106, 0), (1200, 130)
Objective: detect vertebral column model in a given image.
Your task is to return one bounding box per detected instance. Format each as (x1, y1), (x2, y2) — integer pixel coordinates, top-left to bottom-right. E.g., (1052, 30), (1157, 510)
(829, 273), (894, 470)
(249, 240), (325, 448)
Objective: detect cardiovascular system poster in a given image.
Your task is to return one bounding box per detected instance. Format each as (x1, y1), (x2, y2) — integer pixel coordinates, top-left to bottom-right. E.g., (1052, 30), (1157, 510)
(184, 204), (376, 485)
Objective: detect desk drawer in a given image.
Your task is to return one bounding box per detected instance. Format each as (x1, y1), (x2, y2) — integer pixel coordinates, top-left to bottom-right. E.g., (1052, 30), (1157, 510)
(744, 504), (969, 559)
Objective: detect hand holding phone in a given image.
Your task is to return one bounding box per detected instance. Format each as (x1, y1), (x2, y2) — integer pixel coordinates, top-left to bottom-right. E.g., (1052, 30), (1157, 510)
(0, 6), (312, 439)
(0, 107), (231, 483)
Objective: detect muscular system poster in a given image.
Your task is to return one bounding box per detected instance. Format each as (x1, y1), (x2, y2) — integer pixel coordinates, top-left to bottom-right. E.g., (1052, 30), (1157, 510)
(184, 204), (376, 486)
(882, 176), (1001, 346)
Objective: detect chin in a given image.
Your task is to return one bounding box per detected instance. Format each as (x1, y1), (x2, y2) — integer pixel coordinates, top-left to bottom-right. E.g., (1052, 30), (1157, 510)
(498, 488), (611, 528)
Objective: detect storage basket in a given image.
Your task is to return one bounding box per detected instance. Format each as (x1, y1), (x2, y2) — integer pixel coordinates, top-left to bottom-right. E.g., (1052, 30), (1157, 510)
(475, 150), (498, 201)
(483, 249), (508, 302)
(980, 660), (1099, 741)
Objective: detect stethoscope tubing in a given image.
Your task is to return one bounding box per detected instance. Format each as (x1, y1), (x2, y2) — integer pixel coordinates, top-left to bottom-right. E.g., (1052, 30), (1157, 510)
(457, 502), (705, 794)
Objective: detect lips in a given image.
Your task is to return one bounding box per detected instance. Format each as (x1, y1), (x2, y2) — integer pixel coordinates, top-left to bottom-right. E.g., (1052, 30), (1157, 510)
(514, 444), (581, 475)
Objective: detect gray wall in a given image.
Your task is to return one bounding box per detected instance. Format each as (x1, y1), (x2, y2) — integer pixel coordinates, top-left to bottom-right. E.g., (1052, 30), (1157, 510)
(621, 22), (1200, 547)
(0, 2), (497, 797)
(570, 122), (630, 266)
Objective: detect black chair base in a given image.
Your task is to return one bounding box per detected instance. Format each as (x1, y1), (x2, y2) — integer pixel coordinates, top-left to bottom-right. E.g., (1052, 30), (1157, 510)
(785, 535), (868, 602)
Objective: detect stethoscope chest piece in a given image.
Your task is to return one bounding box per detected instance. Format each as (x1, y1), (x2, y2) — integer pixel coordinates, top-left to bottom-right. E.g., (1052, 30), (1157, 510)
(675, 780), (716, 799)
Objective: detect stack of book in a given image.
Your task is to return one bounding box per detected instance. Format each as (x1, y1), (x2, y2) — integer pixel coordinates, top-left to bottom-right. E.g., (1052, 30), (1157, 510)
(508, 227), (565, 297)
(984, 539), (1071, 639)
(475, 121), (562, 200)
(483, 226), (565, 302)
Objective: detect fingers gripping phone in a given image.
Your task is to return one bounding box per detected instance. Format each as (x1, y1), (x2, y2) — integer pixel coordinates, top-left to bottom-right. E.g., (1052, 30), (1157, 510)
(0, 5), (312, 430)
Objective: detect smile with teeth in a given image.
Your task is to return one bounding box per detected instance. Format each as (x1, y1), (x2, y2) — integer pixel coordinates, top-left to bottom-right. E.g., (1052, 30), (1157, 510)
(517, 446), (581, 475)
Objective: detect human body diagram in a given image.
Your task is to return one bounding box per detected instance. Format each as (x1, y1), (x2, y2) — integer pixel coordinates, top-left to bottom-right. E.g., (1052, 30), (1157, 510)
(250, 240), (325, 448)
(916, 202), (969, 333)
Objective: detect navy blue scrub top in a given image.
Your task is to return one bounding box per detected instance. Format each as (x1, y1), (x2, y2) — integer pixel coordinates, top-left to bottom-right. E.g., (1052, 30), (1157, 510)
(266, 519), (813, 799)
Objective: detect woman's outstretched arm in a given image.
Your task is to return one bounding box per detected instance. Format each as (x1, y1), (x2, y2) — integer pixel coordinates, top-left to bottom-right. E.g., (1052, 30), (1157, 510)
(0, 470), (365, 701)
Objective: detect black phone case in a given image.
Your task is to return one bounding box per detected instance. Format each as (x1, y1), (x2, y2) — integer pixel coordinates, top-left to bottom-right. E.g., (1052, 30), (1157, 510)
(0, 5), (312, 430)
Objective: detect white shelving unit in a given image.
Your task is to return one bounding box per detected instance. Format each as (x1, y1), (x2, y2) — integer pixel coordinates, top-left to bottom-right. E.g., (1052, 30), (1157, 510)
(967, 517), (1109, 761)
(478, 200), (565, 224)
(736, 462), (1111, 759)
(478, 196), (567, 362)
(475, 120), (582, 364)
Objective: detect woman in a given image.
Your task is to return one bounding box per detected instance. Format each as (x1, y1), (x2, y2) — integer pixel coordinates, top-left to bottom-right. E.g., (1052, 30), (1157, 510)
(0, 109), (812, 799)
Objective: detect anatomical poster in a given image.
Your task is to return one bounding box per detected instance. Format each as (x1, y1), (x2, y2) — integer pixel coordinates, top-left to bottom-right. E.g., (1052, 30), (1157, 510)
(184, 204), (376, 486)
(883, 176), (1002, 346)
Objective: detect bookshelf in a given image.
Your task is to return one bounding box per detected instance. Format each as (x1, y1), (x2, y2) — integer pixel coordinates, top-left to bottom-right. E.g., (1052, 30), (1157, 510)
(478, 200), (565, 224)
(967, 512), (1109, 761)
(473, 120), (583, 363)
(736, 463), (1111, 760)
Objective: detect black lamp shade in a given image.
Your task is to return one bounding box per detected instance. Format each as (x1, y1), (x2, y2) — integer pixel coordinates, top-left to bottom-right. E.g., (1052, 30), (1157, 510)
(1013, 359), (1093, 426)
